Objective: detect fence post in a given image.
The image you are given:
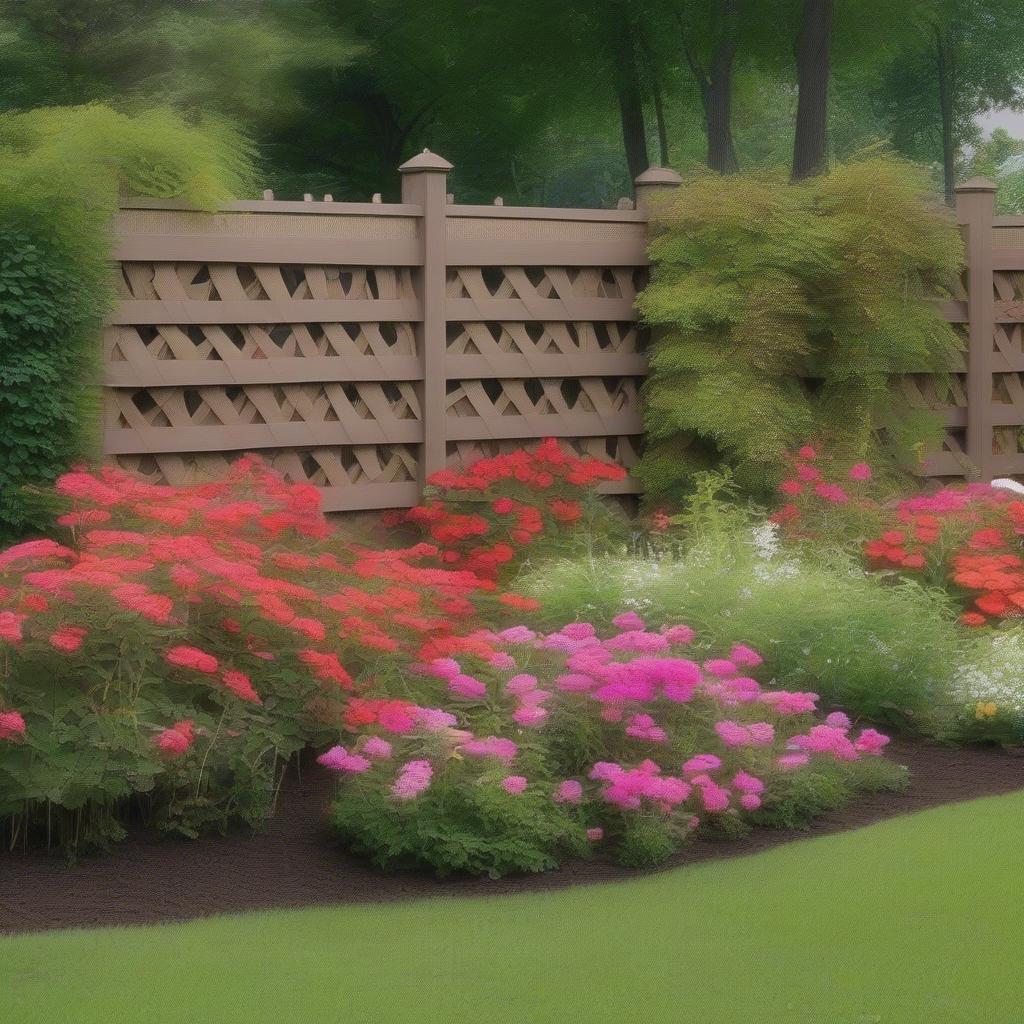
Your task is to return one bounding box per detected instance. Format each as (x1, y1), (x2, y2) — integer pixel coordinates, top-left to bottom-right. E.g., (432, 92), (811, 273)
(956, 177), (998, 480)
(633, 166), (682, 219)
(400, 149), (453, 492)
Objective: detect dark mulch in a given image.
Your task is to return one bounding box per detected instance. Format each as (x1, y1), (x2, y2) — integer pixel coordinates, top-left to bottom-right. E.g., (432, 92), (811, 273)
(3, 738), (1023, 936)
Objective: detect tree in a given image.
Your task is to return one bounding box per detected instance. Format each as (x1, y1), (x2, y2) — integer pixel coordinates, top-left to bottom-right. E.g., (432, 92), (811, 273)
(875, 0), (1024, 204)
(791, 0), (835, 180)
(677, 0), (743, 173)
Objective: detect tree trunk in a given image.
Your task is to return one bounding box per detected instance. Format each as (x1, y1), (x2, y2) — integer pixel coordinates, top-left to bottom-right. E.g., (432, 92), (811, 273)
(680, 0), (740, 174)
(791, 0), (834, 181)
(652, 81), (670, 166)
(705, 26), (739, 173)
(935, 30), (956, 205)
(612, 19), (650, 180)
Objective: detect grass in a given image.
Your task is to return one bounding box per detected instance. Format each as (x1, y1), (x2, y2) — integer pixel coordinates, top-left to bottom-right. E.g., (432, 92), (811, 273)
(4, 792), (1024, 1024)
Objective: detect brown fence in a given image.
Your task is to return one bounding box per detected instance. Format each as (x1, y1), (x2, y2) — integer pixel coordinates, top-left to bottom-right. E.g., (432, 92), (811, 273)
(104, 154), (685, 511)
(101, 162), (1022, 511)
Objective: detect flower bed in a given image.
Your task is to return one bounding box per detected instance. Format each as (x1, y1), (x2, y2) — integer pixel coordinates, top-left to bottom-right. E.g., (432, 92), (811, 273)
(323, 615), (899, 876)
(0, 441), (907, 871)
(0, 444), (626, 852)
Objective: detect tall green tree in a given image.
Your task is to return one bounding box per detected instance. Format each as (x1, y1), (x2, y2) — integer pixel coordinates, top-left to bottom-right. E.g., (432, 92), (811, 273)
(875, 0), (1024, 203)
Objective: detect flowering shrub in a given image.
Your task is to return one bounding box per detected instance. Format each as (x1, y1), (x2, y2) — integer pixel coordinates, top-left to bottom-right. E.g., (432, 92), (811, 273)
(384, 437), (630, 586)
(324, 615), (900, 877)
(0, 441), (632, 851)
(770, 445), (1024, 630)
(0, 456), (501, 849)
(946, 629), (1024, 746)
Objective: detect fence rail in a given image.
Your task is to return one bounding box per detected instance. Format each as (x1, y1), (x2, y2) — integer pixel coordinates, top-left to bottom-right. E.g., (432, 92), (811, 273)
(101, 163), (1020, 510)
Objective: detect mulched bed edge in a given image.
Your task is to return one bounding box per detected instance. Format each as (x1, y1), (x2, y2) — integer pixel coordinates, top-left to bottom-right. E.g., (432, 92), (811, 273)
(2, 738), (1023, 935)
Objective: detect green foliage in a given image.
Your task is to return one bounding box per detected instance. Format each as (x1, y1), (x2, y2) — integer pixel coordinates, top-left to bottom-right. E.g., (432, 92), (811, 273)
(613, 814), (678, 868)
(0, 104), (253, 541)
(520, 530), (964, 728)
(636, 157), (964, 503)
(329, 775), (589, 879)
(753, 756), (908, 830)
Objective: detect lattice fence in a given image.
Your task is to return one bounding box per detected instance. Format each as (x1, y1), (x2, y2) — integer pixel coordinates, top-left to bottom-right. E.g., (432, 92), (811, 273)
(102, 164), (1016, 511)
(103, 156), (673, 511)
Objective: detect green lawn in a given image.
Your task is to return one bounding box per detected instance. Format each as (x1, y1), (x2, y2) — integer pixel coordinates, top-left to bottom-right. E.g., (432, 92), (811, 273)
(4, 792), (1023, 1024)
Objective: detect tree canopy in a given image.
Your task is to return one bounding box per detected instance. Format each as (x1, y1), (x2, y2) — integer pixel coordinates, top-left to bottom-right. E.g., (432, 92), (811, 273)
(0, 0), (1021, 204)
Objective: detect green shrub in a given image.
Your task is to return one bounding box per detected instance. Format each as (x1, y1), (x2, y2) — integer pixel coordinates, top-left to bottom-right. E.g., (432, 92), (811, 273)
(613, 815), (679, 868)
(520, 529), (963, 728)
(636, 157), (964, 502)
(753, 757), (908, 830)
(330, 774), (589, 879)
(0, 104), (254, 542)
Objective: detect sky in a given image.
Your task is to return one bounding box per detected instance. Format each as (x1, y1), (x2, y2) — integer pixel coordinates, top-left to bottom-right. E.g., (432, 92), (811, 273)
(978, 107), (1024, 138)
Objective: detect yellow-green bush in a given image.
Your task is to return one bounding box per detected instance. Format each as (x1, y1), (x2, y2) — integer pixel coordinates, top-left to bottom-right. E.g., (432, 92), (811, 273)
(636, 157), (964, 502)
(0, 105), (253, 540)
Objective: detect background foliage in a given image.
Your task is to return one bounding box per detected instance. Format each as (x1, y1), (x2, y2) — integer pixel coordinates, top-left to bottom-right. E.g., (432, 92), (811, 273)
(635, 157), (965, 501)
(0, 104), (253, 541)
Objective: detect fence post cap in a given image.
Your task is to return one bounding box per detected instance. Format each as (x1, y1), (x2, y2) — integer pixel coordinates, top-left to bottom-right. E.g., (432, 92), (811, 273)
(399, 149), (453, 173)
(956, 176), (998, 193)
(634, 166), (682, 187)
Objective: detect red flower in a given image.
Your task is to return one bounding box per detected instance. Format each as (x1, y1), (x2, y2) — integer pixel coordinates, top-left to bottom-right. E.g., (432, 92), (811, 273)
(155, 720), (194, 757)
(165, 645), (219, 674)
(550, 499), (583, 524)
(0, 710), (26, 740)
(222, 669), (261, 704)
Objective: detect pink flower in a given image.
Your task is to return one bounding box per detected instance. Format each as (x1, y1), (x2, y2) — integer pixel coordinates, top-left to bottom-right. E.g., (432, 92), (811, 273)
(0, 610), (27, 643)
(815, 482), (850, 505)
(417, 707), (458, 731)
(761, 690), (819, 715)
(461, 736), (518, 761)
(586, 827), (604, 842)
(448, 674), (487, 699)
(605, 630), (669, 653)
(155, 720), (194, 757)
(777, 752), (810, 771)
(848, 462), (872, 481)
(556, 672), (595, 693)
(554, 780), (583, 804)
(682, 754), (721, 774)
(318, 745), (371, 773)
(714, 720), (750, 747)
(49, 625), (87, 653)
(703, 659), (738, 678)
(392, 759), (433, 800)
(505, 673), (538, 696)
(854, 728), (890, 756)
(513, 705), (548, 727)
(729, 644), (763, 668)
(489, 652), (517, 670)
(740, 793), (762, 811)
(700, 783), (730, 812)
(0, 710), (27, 740)
(377, 704), (417, 734)
(747, 722), (775, 746)
(418, 658), (461, 679)
(797, 463), (821, 482)
(612, 611), (645, 630)
(732, 771), (765, 794)
(502, 775), (528, 795)
(498, 626), (536, 644)
(798, 445), (818, 460)
(362, 736), (393, 759)
(779, 479), (803, 496)
(661, 624), (696, 645)
(165, 645), (218, 674)
(825, 711), (851, 730)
